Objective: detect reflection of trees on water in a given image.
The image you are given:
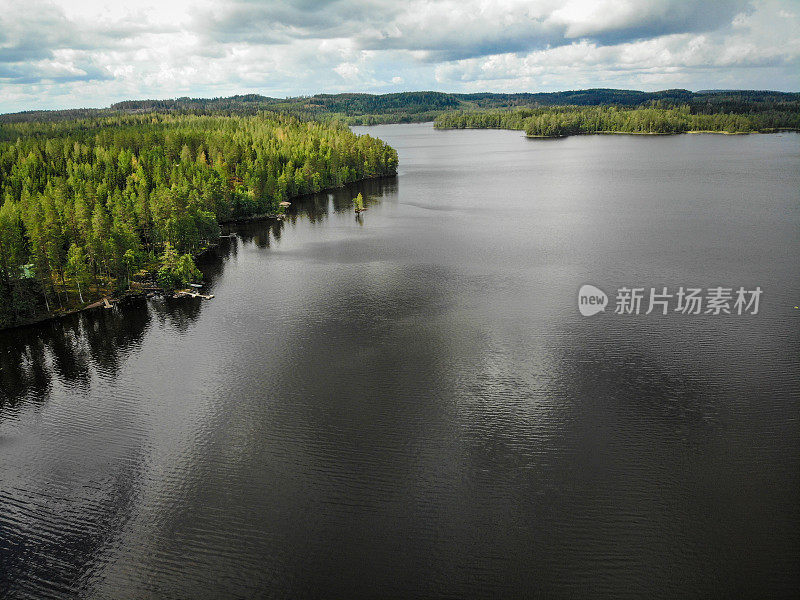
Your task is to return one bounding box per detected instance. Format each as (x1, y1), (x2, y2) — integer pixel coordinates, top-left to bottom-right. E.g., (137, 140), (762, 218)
(48, 317), (91, 391)
(151, 296), (203, 333)
(84, 299), (153, 375)
(0, 237), (242, 409)
(292, 176), (398, 219)
(234, 177), (397, 244)
(0, 265), (223, 408)
(0, 303), (151, 408)
(197, 234), (236, 280)
(0, 176), (398, 410)
(0, 311), (154, 599)
(235, 219), (283, 248)
(0, 334), (52, 405)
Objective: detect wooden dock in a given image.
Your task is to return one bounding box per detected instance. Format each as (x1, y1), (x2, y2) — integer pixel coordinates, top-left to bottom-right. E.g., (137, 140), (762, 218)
(84, 296), (117, 310)
(173, 289), (215, 300)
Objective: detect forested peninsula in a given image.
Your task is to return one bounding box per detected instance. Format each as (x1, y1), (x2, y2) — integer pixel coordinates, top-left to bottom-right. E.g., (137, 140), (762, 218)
(434, 104), (800, 137)
(0, 113), (398, 328)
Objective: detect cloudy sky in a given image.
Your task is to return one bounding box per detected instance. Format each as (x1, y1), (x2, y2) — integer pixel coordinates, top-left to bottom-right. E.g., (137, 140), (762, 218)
(1, 0), (798, 113)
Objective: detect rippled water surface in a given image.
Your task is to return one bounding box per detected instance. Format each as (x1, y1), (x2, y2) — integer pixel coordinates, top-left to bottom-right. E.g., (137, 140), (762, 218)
(1, 125), (799, 599)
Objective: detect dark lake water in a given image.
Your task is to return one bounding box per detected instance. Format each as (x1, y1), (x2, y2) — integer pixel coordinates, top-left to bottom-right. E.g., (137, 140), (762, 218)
(1, 125), (799, 599)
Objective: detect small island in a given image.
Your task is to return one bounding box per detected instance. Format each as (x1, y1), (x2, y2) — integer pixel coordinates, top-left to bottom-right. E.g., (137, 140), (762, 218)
(353, 193), (366, 213)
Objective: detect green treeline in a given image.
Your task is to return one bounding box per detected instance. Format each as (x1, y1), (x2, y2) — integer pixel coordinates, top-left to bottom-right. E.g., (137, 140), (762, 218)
(434, 105), (800, 137)
(107, 92), (458, 126)
(5, 89), (799, 127)
(0, 112), (398, 327)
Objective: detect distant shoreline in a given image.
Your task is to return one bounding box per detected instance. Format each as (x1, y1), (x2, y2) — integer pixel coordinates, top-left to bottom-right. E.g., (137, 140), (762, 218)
(430, 126), (800, 139)
(523, 128), (800, 139)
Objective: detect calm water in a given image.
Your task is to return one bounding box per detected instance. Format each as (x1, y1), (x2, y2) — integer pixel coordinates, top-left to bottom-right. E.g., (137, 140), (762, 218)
(1, 125), (799, 599)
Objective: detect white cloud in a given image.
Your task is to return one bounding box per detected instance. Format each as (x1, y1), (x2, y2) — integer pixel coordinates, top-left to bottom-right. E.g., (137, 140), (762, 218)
(334, 62), (360, 79)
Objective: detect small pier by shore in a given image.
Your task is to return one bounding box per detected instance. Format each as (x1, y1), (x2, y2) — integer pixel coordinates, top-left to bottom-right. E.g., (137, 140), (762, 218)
(173, 284), (214, 300)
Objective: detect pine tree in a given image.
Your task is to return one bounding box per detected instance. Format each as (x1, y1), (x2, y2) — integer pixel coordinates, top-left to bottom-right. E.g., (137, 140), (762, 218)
(65, 244), (90, 303)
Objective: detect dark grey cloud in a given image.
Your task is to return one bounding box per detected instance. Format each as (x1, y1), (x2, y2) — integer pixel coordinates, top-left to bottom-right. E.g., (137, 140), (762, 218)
(0, 42), (53, 64)
(0, 6), (77, 63)
(582, 0), (752, 46)
(189, 0), (753, 63)
(0, 62), (113, 84)
(194, 0), (400, 44)
(360, 18), (565, 63)
(359, 0), (753, 62)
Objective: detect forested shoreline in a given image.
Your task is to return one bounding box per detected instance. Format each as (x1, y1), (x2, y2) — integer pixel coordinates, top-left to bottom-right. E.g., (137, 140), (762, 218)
(434, 105), (800, 137)
(0, 113), (398, 328)
(3, 89), (798, 126)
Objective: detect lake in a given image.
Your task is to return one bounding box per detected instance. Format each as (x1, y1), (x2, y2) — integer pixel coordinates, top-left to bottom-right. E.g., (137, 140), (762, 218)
(1, 124), (799, 598)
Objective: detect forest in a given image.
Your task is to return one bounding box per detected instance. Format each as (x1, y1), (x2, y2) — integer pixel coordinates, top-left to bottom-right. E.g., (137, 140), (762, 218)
(0, 113), (398, 328)
(4, 89), (799, 126)
(433, 104), (800, 137)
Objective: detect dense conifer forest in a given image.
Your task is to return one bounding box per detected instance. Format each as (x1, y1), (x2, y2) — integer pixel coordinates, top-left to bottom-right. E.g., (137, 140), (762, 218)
(0, 113), (398, 328)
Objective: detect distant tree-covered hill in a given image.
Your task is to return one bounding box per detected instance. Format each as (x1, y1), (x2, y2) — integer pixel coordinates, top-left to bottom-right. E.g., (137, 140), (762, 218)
(3, 89), (798, 125)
